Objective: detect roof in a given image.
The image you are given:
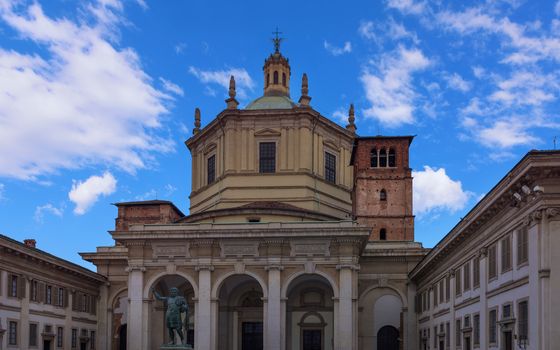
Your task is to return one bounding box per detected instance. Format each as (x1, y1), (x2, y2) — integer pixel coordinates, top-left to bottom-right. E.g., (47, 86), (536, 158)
(245, 95), (298, 110)
(113, 199), (186, 217)
(0, 234), (106, 283)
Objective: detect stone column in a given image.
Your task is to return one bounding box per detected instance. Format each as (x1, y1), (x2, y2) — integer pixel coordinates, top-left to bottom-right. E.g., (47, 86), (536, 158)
(195, 264), (214, 350)
(126, 265), (145, 350)
(337, 264), (357, 350)
(265, 265), (283, 350)
(406, 282), (417, 350)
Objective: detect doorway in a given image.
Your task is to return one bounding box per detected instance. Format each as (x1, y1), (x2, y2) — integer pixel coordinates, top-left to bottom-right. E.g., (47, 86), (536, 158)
(80, 342), (87, 350)
(504, 331), (513, 350)
(241, 322), (263, 350)
(439, 340), (444, 350)
(377, 325), (399, 350)
(118, 324), (127, 350)
(302, 329), (322, 350)
(43, 340), (51, 350)
(464, 337), (471, 350)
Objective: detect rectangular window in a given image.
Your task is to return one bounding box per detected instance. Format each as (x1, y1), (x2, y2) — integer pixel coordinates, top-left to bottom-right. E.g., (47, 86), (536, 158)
(434, 285), (438, 307)
(473, 314), (480, 346)
(455, 268), (462, 296)
(427, 290), (430, 310)
(518, 301), (528, 341)
(207, 154), (215, 185)
(445, 322), (450, 349)
(9, 321), (17, 345)
(473, 256), (480, 288)
(31, 280), (38, 301)
(464, 315), (470, 328)
(72, 328), (78, 348)
(259, 142), (276, 173)
(46, 285), (52, 304)
(434, 326), (438, 348)
(29, 323), (38, 346)
(445, 276), (450, 301)
(456, 319), (461, 346)
(502, 235), (512, 272)
(57, 327), (63, 347)
(489, 309), (497, 344)
(10, 275), (18, 297)
(57, 287), (64, 307)
(90, 330), (96, 349)
(488, 245), (497, 280)
(503, 303), (512, 319)
(324, 152), (336, 183)
(464, 261), (471, 291)
(439, 279), (444, 304)
(518, 227), (528, 265)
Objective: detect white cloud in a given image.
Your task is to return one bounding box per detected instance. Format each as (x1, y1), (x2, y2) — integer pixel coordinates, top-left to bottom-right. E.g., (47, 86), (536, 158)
(358, 21), (376, 41)
(34, 203), (64, 223)
(332, 108), (349, 125)
(387, 0), (426, 15)
(135, 188), (157, 201)
(444, 72), (472, 92)
(0, 1), (174, 180)
(360, 45), (431, 127)
(159, 77), (184, 96)
(478, 119), (539, 148)
(472, 66), (485, 79)
(323, 40), (352, 56)
(68, 172), (117, 215)
(174, 42), (186, 54)
(413, 166), (471, 216)
(490, 71), (556, 107)
(188, 66), (255, 99)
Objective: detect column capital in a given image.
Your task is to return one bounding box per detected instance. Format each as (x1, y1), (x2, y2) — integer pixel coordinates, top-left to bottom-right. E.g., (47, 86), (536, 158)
(125, 265), (146, 272)
(265, 265), (284, 271)
(336, 263), (360, 271)
(195, 264), (214, 271)
(478, 247), (488, 258)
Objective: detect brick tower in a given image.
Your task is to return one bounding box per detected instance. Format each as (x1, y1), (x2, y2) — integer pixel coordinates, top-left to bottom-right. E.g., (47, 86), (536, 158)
(350, 136), (415, 241)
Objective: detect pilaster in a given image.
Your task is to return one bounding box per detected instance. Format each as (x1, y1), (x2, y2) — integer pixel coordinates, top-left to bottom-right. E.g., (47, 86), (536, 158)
(195, 264), (214, 350)
(126, 264), (146, 350)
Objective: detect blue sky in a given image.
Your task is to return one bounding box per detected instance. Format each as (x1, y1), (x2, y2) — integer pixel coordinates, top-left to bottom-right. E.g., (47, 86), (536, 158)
(0, 0), (559, 269)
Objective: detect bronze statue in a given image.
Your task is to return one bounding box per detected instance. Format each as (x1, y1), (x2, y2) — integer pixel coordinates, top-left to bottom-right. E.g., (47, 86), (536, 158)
(152, 287), (189, 346)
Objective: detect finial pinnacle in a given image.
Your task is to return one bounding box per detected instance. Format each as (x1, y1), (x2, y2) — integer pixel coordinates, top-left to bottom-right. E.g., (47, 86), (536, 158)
(346, 103), (356, 134)
(272, 27), (283, 53)
(298, 73), (311, 106)
(229, 75), (236, 99)
(193, 108), (201, 135)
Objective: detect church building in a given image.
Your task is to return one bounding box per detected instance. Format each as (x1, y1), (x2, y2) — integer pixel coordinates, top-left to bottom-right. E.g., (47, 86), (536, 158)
(1, 40), (560, 350)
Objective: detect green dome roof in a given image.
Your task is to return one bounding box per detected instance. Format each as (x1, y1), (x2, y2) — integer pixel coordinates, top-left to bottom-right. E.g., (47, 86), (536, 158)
(245, 95), (297, 110)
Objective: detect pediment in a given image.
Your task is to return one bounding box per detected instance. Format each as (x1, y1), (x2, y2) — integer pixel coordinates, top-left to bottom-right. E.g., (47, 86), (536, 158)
(203, 142), (217, 154)
(323, 139), (339, 150)
(254, 128), (281, 137)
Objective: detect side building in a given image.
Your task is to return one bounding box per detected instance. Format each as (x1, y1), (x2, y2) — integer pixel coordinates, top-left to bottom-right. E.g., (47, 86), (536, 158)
(410, 150), (560, 350)
(0, 235), (106, 350)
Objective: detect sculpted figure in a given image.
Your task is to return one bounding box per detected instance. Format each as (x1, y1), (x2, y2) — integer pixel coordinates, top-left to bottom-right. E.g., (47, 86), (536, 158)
(152, 287), (189, 345)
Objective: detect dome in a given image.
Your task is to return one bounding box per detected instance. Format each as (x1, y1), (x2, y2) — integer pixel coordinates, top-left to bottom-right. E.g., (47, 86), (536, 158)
(245, 95), (298, 110)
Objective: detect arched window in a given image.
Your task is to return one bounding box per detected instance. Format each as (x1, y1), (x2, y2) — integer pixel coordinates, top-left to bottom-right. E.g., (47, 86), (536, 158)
(282, 72), (286, 87)
(388, 148), (396, 167)
(379, 148), (387, 167)
(380, 229), (387, 240)
(380, 189), (387, 201)
(266, 73), (270, 87)
(370, 148), (378, 167)
(273, 71), (279, 84)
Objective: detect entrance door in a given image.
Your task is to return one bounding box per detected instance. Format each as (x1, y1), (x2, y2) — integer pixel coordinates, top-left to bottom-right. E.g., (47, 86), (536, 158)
(504, 331), (513, 350)
(80, 343), (87, 350)
(43, 340), (51, 350)
(464, 337), (471, 350)
(377, 326), (399, 350)
(241, 322), (263, 350)
(439, 340), (444, 350)
(119, 325), (127, 350)
(302, 329), (322, 350)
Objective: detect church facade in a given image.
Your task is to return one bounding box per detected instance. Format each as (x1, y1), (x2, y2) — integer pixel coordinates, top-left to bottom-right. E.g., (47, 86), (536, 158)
(1, 43), (560, 350)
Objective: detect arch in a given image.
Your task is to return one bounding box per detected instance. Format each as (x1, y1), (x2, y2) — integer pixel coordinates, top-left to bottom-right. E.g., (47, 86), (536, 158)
(273, 71), (279, 84)
(266, 73), (270, 87)
(281, 270), (339, 299)
(109, 286), (128, 308)
(377, 325), (399, 350)
(358, 284), (407, 309)
(370, 148), (378, 167)
(379, 148), (387, 167)
(380, 228), (387, 240)
(282, 72), (286, 87)
(380, 189), (387, 201)
(388, 148), (396, 167)
(211, 270), (268, 299)
(143, 271), (198, 299)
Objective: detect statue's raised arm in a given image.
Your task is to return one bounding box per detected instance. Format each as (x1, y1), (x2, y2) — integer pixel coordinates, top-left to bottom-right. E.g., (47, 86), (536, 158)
(152, 288), (166, 301)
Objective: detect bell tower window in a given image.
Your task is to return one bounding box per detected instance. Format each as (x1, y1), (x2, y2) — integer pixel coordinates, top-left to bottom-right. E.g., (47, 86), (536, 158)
(325, 152), (336, 184)
(380, 189), (387, 201)
(388, 148), (396, 167)
(207, 154), (216, 185)
(380, 229), (387, 240)
(266, 73), (270, 87)
(370, 148), (378, 167)
(282, 72), (286, 87)
(379, 148), (387, 167)
(273, 71), (279, 84)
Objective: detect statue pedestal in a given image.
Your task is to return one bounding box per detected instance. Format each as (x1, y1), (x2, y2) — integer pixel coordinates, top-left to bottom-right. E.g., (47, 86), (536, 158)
(160, 345), (193, 350)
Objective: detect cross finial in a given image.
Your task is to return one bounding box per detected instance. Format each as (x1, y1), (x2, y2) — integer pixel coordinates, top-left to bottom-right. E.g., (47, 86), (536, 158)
(272, 27), (283, 53)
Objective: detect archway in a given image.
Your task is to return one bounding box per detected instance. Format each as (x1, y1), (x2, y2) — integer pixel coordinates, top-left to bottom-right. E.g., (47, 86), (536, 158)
(148, 274), (195, 348)
(285, 274), (335, 350)
(111, 290), (128, 350)
(217, 274), (264, 350)
(377, 326), (399, 350)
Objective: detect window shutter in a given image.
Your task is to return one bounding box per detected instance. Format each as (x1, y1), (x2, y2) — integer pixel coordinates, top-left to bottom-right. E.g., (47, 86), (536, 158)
(17, 275), (26, 299)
